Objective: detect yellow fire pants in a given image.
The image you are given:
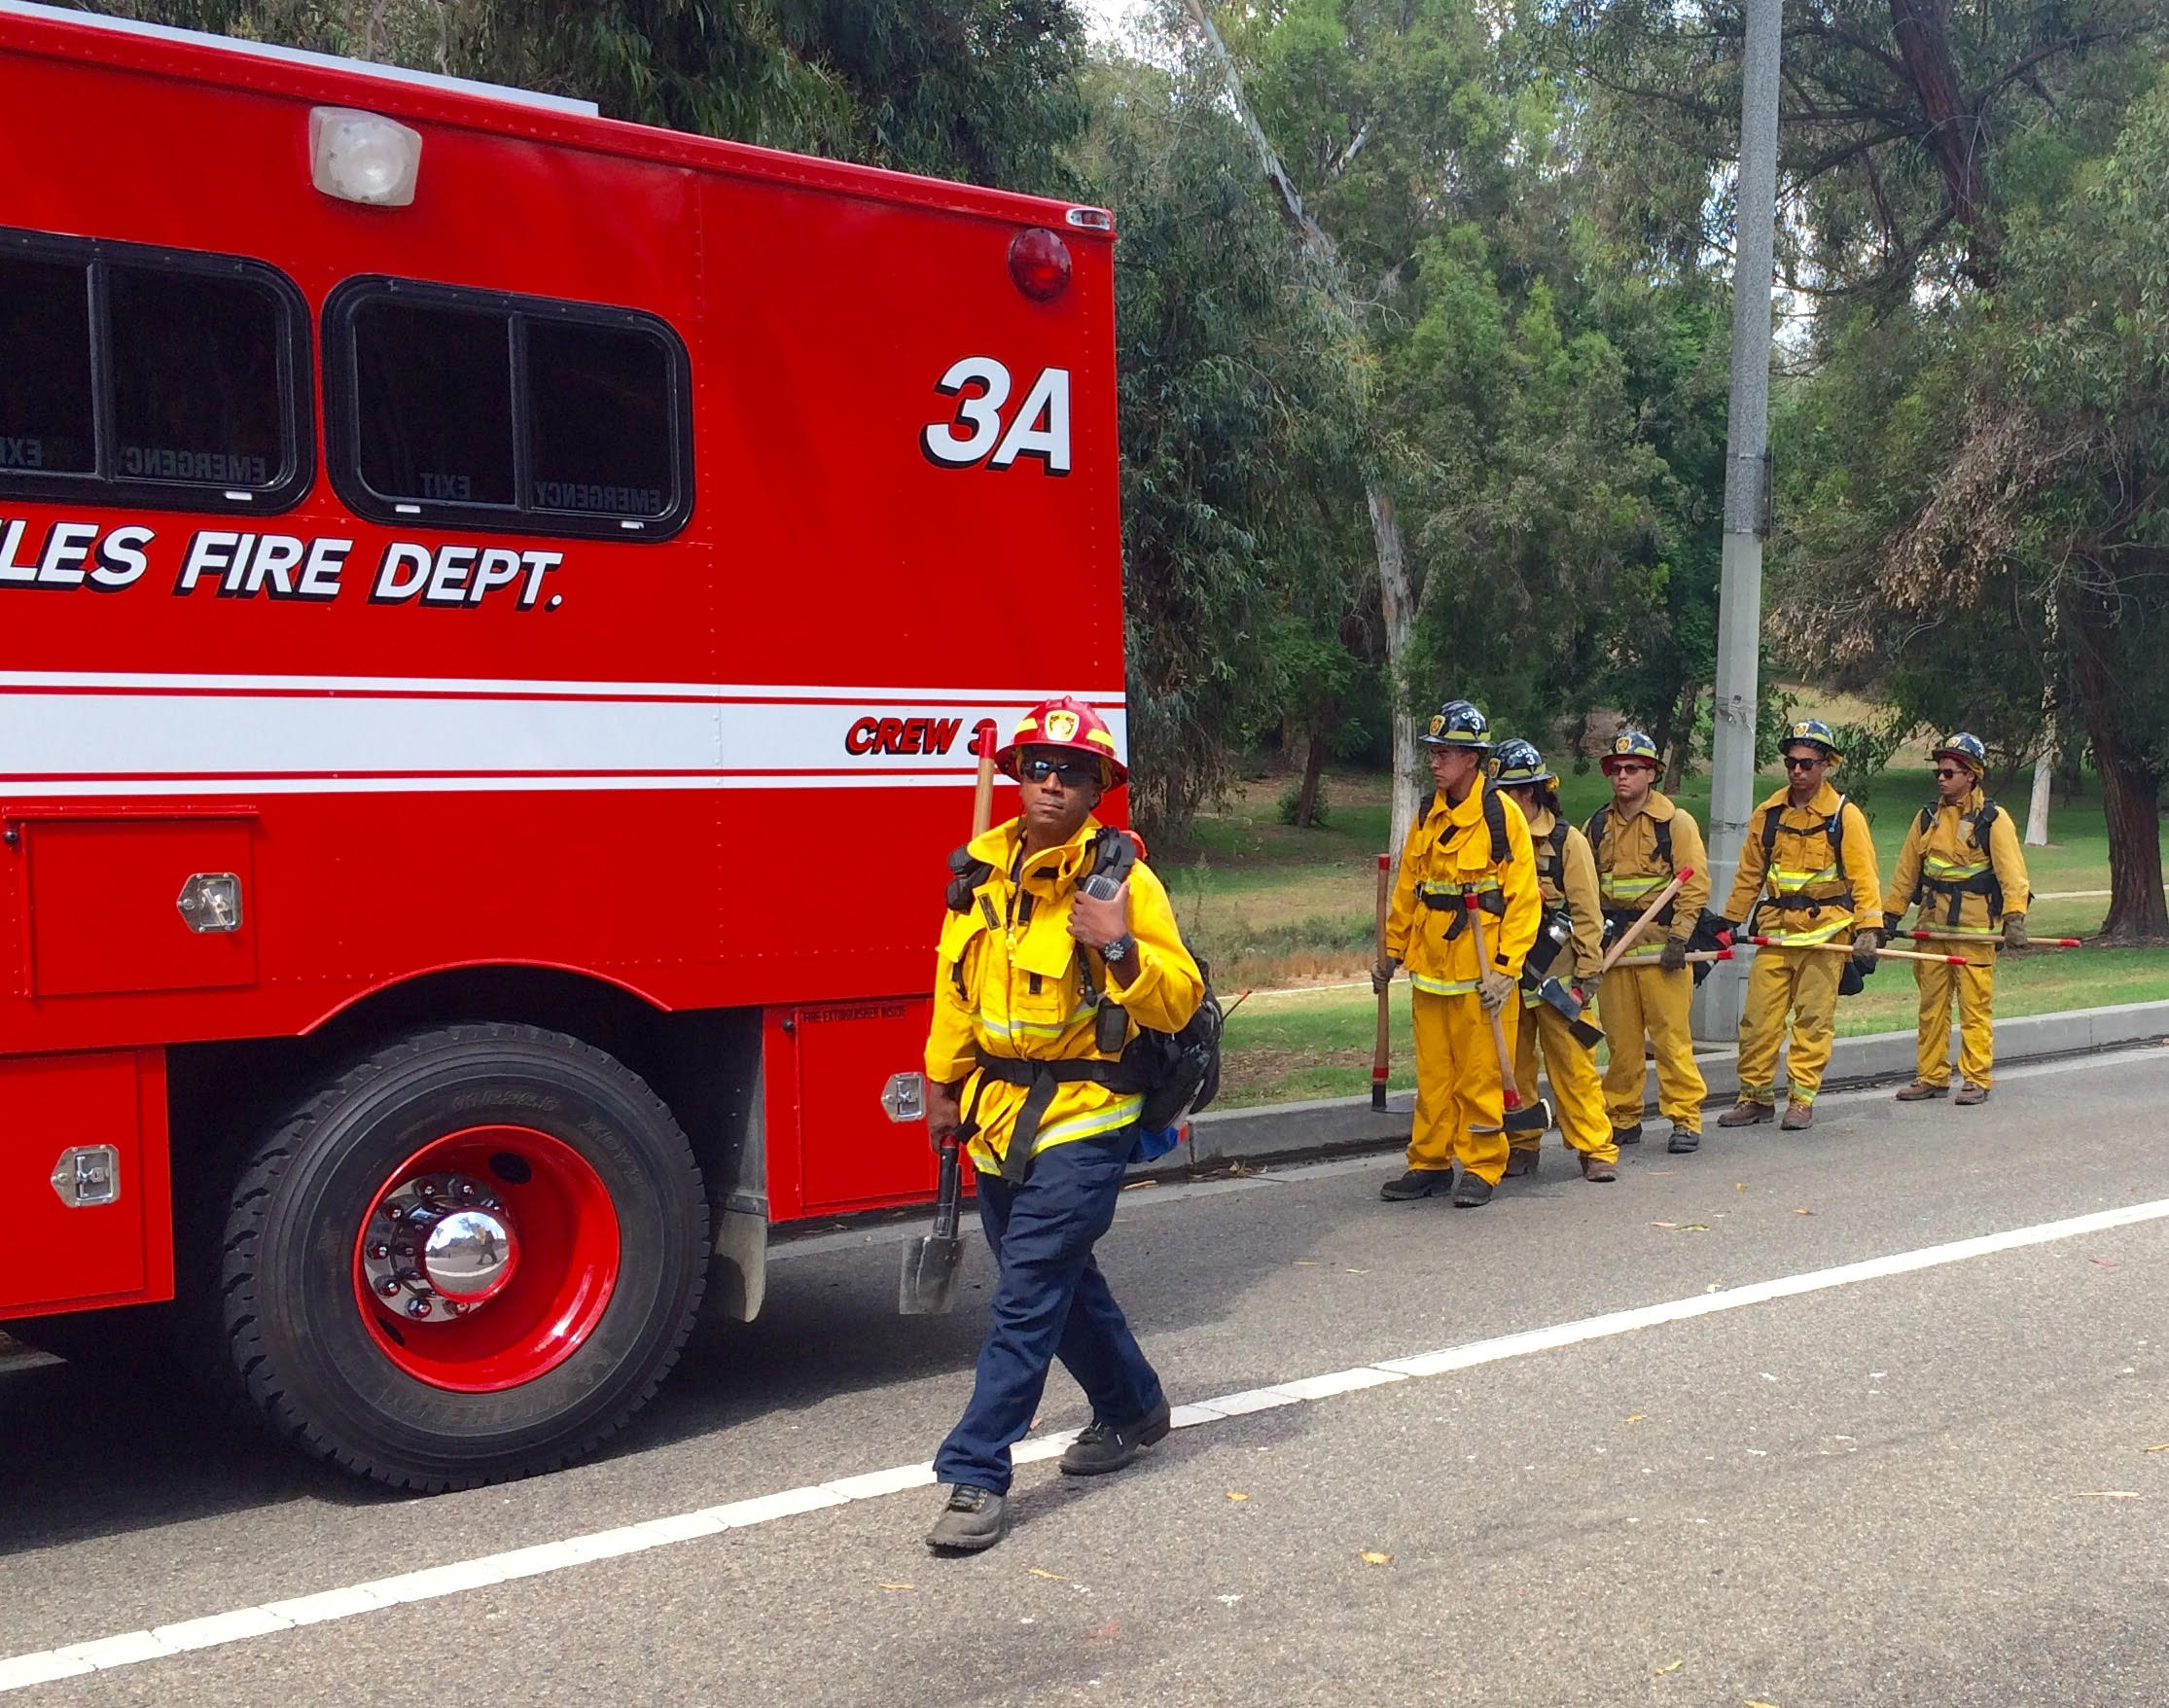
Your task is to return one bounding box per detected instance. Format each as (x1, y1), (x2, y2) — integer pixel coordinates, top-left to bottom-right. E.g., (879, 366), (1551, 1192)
(1915, 948), (1997, 1088)
(1513, 997), (1616, 1163)
(1735, 943), (1842, 1106)
(1407, 986), (1513, 1186)
(1598, 963), (1706, 1134)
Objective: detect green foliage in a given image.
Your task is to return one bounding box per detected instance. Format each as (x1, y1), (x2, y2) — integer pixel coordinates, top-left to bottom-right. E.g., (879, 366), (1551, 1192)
(1275, 777), (1330, 827)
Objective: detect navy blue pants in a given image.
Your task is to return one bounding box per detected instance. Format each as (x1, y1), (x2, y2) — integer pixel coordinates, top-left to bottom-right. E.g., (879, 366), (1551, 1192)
(933, 1130), (1162, 1495)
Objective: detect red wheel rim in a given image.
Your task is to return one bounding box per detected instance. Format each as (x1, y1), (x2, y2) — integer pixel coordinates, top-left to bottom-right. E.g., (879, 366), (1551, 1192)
(352, 1124), (621, 1393)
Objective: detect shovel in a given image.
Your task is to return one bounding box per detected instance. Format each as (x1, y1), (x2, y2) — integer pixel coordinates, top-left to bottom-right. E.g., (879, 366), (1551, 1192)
(900, 1132), (968, 1315)
(898, 722), (1000, 1316)
(1465, 893), (1550, 1135)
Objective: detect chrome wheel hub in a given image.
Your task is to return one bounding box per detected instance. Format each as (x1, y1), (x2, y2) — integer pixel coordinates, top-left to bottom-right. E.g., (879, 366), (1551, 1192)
(361, 1173), (519, 1322)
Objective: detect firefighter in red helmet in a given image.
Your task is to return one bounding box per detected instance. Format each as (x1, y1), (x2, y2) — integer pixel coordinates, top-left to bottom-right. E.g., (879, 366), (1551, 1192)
(921, 696), (1202, 1552)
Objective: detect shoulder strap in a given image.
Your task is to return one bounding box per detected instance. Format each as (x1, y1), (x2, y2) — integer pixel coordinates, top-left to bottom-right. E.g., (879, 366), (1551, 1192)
(1653, 815), (1673, 869)
(1760, 804), (1780, 856)
(1582, 807), (1609, 857)
(1482, 785), (1508, 865)
(1919, 803), (1937, 836)
(1088, 825), (1138, 885)
(1829, 795), (1847, 851)
(1972, 800), (1999, 843)
(1549, 817), (1570, 864)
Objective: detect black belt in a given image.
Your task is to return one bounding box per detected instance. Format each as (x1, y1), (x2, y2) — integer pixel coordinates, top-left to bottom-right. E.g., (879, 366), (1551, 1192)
(969, 1047), (1129, 1183)
(1419, 885), (1506, 941)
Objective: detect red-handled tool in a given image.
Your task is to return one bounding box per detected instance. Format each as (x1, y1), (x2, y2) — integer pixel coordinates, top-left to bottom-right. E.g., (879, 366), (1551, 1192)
(1371, 853), (1392, 1112)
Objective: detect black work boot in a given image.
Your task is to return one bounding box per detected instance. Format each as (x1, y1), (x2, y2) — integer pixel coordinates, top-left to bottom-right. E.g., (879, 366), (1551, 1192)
(1614, 1123), (1643, 1147)
(1451, 1172), (1495, 1208)
(926, 1485), (1009, 1552)
(1503, 1147), (1541, 1178)
(1380, 1167), (1455, 1201)
(1666, 1126), (1701, 1155)
(1060, 1395), (1172, 1477)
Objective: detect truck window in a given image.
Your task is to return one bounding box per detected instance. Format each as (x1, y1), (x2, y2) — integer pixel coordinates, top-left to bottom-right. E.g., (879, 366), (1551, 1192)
(0, 231), (310, 511)
(327, 279), (691, 540)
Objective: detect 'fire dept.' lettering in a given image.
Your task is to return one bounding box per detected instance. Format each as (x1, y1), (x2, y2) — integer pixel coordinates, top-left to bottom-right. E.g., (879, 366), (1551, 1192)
(0, 516), (571, 612)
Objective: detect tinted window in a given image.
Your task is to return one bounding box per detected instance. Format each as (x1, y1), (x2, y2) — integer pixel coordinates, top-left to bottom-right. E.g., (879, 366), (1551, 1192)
(109, 267), (286, 489)
(526, 321), (671, 517)
(0, 255), (95, 475)
(352, 299), (516, 507)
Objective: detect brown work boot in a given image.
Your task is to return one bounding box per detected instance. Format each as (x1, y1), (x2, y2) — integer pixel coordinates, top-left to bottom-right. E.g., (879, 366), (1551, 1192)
(1579, 1152), (1618, 1183)
(1895, 1080), (1949, 1101)
(1503, 1147), (1541, 1178)
(1718, 1100), (1775, 1128)
(1780, 1101), (1814, 1131)
(1954, 1084), (1990, 1106)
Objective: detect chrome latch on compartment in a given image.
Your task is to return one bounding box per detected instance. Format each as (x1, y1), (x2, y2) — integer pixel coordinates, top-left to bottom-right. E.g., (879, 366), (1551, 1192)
(176, 872), (242, 933)
(51, 1146), (122, 1208)
(878, 1072), (926, 1123)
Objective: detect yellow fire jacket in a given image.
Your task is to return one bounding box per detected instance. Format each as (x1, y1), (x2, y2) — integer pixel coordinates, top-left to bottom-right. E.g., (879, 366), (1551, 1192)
(1586, 792), (1711, 946)
(926, 816), (1203, 1176)
(1524, 804), (1605, 982)
(1883, 785), (2031, 938)
(1724, 781), (1883, 945)
(1384, 778), (1542, 995)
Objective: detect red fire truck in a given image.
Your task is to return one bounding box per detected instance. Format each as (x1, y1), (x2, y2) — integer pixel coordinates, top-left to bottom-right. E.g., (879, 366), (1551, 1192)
(0, 0), (1123, 1490)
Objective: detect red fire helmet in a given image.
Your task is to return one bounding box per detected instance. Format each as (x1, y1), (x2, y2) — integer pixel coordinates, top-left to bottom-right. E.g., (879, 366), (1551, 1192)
(996, 695), (1127, 788)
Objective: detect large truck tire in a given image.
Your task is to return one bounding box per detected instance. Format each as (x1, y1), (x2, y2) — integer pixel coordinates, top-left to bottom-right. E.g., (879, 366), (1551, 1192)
(217, 1023), (708, 1491)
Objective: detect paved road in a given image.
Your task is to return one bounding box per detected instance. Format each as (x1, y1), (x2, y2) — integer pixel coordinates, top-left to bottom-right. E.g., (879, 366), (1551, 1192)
(6, 1047), (2169, 1706)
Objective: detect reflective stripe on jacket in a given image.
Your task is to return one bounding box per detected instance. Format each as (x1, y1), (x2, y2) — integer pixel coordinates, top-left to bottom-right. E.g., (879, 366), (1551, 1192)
(1723, 782), (1883, 945)
(925, 815), (1204, 1175)
(1384, 779), (1541, 997)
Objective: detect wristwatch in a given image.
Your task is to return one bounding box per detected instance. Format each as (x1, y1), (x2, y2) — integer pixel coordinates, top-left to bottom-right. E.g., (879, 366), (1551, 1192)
(1101, 933), (1136, 964)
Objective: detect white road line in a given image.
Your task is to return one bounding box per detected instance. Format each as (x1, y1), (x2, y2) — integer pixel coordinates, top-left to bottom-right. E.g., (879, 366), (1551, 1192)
(5, 1193), (2167, 1694)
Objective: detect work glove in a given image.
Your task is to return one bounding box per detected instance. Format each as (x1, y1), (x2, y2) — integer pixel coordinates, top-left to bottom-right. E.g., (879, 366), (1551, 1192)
(1658, 938), (1688, 973)
(1574, 972), (1602, 1012)
(1696, 907), (1737, 944)
(2002, 912), (2029, 951)
(1851, 929), (1880, 972)
(1477, 968), (1515, 1014)
(1370, 960), (1398, 996)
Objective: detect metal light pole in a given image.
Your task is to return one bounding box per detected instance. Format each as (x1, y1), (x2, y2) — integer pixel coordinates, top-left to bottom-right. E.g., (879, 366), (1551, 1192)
(1694, 0), (1784, 1041)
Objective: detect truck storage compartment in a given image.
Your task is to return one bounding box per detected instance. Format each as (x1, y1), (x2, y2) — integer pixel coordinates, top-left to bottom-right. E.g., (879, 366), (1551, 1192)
(767, 998), (939, 1217)
(0, 1049), (172, 1315)
(19, 814), (257, 998)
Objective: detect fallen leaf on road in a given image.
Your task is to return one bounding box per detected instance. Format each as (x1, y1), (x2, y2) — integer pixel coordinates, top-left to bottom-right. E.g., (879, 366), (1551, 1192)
(1651, 1659), (1683, 1675)
(1294, 1261), (1319, 1267)
(1625, 1412), (1646, 1423)
(1652, 1221), (1680, 1229)
(1735, 1184), (1745, 1192)
(2143, 1443), (2169, 1453)
(1088, 1619), (1120, 1642)
(1227, 1491), (1250, 1502)
(1795, 1208), (1816, 1216)
(878, 1583), (913, 1591)
(1360, 1550), (1393, 1565)
(1680, 1223), (1711, 1232)
(1705, 1283), (1723, 1293)
(1026, 1567), (1072, 1581)
(2090, 1258), (2120, 1268)
(1343, 1267), (1371, 1274)
(1122, 1179), (1158, 1192)
(2079, 1490), (2143, 1499)
(1744, 1700), (1785, 1707)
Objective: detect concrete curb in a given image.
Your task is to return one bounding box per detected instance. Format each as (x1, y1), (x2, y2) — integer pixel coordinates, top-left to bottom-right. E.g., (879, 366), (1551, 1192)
(1151, 998), (2169, 1177)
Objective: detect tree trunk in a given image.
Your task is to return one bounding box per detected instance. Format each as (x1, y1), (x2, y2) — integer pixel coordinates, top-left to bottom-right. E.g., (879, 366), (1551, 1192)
(1659, 681), (1699, 794)
(1293, 728), (1328, 829)
(1369, 482), (1422, 859)
(1886, 0), (2000, 280)
(2025, 719), (2054, 846)
(2093, 742), (2167, 941)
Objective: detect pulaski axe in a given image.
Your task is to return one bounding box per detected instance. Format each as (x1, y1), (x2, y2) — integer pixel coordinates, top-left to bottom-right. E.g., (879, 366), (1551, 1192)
(899, 721), (999, 1315)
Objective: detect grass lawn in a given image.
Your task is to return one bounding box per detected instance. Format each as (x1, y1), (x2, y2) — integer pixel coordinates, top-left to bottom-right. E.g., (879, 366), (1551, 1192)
(1169, 758), (2169, 1109)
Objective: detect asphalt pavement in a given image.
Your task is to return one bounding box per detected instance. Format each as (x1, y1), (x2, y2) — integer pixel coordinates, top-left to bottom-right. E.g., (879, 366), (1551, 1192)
(5, 1045), (2169, 1706)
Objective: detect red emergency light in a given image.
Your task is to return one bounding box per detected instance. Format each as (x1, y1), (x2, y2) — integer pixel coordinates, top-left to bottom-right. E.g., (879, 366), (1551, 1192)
(1008, 227), (1071, 301)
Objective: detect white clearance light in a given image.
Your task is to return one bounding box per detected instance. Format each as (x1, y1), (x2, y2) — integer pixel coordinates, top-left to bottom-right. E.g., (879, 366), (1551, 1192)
(309, 106), (422, 206)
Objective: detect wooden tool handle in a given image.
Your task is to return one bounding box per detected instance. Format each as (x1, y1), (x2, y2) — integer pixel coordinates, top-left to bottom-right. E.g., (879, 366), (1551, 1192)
(970, 721), (998, 837)
(1371, 854), (1391, 1110)
(1597, 868), (1693, 974)
(1464, 898), (1524, 1112)
(1748, 937), (1965, 965)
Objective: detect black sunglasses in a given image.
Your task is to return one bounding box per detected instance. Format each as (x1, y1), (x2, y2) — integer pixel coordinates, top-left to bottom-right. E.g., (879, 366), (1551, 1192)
(1019, 756), (1098, 788)
(1934, 766), (1967, 780)
(1782, 755), (1823, 770)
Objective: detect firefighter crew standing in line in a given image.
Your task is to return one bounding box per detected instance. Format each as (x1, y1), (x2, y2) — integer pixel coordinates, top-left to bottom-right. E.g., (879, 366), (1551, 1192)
(1586, 729), (1712, 1155)
(1491, 739), (1618, 1183)
(1373, 700), (1542, 1208)
(1709, 719), (1884, 1131)
(920, 697), (1203, 1553)
(1882, 732), (2033, 1105)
